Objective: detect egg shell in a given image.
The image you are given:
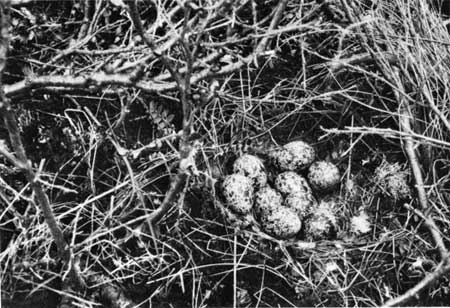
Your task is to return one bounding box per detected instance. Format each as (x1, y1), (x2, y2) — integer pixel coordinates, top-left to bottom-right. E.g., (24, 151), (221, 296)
(262, 206), (302, 239)
(283, 141), (316, 169)
(222, 174), (254, 214)
(270, 148), (296, 171)
(284, 191), (318, 219)
(220, 204), (254, 228)
(270, 141), (315, 171)
(308, 161), (341, 192)
(254, 186), (283, 219)
(275, 171), (312, 196)
(233, 154), (267, 188)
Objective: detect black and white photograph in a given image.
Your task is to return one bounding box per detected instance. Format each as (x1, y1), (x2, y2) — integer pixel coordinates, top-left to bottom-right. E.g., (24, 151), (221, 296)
(1, 0), (450, 307)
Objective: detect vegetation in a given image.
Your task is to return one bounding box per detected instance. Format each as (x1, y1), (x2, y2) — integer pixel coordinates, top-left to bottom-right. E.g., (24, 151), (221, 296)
(1, 0), (450, 307)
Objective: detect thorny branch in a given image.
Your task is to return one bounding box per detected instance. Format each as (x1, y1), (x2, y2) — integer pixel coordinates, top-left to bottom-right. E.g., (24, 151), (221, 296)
(126, 0), (290, 225)
(125, 0), (195, 226)
(0, 0), (83, 288)
(1, 0), (293, 236)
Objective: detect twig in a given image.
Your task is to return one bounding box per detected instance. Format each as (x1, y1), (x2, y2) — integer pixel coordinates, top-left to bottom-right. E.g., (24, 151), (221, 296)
(4, 5), (292, 100)
(147, 171), (188, 224)
(147, 0), (291, 225)
(338, 3), (450, 303)
(4, 72), (173, 97)
(328, 52), (399, 72)
(254, 0), (289, 55)
(128, 131), (182, 160)
(126, 0), (182, 86)
(421, 84), (450, 134)
(394, 71), (449, 261)
(377, 67), (450, 308)
(10, 0), (34, 6)
(381, 259), (450, 307)
(0, 0), (83, 289)
(2, 0), (292, 232)
(77, 0), (94, 41)
(0, 0), (68, 258)
(321, 126), (450, 149)
(146, 137), (202, 224)
(126, 0), (196, 227)
(403, 203), (448, 260)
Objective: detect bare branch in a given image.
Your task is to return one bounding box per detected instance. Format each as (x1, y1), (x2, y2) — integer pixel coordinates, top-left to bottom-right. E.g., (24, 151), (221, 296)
(394, 70), (449, 261)
(0, 0), (83, 289)
(126, 0), (182, 86)
(4, 72), (175, 97)
(254, 0), (289, 54)
(382, 259), (450, 307)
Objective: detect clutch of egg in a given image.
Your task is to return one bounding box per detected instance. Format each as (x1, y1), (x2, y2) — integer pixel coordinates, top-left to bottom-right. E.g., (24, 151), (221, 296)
(220, 142), (343, 240)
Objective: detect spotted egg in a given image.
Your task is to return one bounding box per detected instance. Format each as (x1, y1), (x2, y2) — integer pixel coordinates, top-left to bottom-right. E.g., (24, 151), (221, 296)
(261, 206), (302, 239)
(270, 141), (315, 171)
(254, 186), (283, 219)
(233, 154), (267, 188)
(222, 174), (254, 214)
(284, 191), (318, 219)
(275, 171), (312, 196)
(307, 161), (341, 193)
(219, 204), (254, 229)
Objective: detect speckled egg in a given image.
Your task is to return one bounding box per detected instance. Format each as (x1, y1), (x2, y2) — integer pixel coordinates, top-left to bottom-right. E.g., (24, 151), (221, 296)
(222, 174), (254, 214)
(308, 161), (341, 193)
(233, 154), (267, 188)
(269, 148), (295, 170)
(275, 171), (312, 196)
(304, 198), (339, 241)
(254, 186), (283, 219)
(270, 141), (315, 171)
(261, 206), (302, 239)
(284, 191), (317, 219)
(219, 204), (254, 229)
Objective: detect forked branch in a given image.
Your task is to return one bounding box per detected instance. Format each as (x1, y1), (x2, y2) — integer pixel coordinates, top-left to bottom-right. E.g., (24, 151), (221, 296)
(0, 0), (83, 289)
